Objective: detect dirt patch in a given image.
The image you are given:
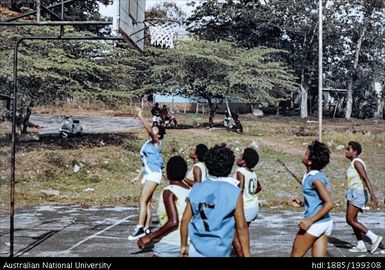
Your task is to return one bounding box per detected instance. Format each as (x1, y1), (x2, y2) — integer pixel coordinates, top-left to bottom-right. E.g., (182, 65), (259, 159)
(34, 107), (135, 117)
(186, 127), (303, 155)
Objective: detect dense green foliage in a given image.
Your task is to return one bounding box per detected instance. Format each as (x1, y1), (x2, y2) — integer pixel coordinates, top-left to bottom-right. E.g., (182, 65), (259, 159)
(143, 39), (297, 125)
(2, 0), (383, 135)
(0, 22), (147, 131)
(187, 0), (385, 119)
(0, 1), (297, 131)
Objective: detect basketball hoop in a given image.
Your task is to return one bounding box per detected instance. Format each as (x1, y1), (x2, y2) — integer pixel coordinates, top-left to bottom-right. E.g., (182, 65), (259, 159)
(147, 19), (179, 49)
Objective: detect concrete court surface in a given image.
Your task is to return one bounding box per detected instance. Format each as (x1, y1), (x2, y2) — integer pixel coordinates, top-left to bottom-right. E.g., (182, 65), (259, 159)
(0, 205), (384, 257)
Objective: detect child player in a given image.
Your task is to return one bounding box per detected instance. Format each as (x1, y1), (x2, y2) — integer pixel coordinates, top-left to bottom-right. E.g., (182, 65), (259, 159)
(344, 141), (382, 253)
(184, 144), (208, 186)
(290, 140), (334, 257)
(137, 156), (190, 256)
(180, 144), (250, 257)
(128, 108), (165, 240)
(232, 147), (261, 256)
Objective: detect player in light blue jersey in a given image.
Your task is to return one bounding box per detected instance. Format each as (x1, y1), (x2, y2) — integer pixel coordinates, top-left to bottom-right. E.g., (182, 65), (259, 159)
(180, 144), (250, 257)
(290, 140), (334, 257)
(128, 107), (166, 241)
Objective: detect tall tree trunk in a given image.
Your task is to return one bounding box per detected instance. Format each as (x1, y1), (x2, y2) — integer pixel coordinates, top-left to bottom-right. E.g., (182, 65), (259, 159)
(298, 19), (318, 119)
(345, 25), (367, 119)
(208, 99), (214, 128)
(300, 85), (308, 118)
(374, 82), (384, 118)
(345, 78), (353, 119)
(300, 70), (308, 118)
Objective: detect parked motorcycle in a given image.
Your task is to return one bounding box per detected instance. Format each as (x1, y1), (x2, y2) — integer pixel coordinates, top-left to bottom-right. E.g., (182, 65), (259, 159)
(59, 116), (83, 138)
(161, 113), (178, 128)
(153, 114), (177, 128)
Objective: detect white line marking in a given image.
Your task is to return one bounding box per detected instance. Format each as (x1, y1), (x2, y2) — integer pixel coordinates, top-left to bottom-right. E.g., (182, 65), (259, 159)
(67, 214), (136, 251)
(93, 236), (128, 240)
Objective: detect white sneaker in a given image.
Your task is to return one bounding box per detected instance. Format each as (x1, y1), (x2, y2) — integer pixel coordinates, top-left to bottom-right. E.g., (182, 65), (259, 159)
(128, 227), (145, 241)
(370, 236), (383, 254)
(348, 246), (367, 253)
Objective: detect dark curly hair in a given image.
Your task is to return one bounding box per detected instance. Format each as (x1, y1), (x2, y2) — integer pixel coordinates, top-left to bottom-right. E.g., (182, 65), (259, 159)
(205, 144), (235, 177)
(243, 147), (259, 169)
(348, 141), (362, 155)
(195, 144), (208, 162)
(308, 140), (331, 170)
(166, 156), (187, 181)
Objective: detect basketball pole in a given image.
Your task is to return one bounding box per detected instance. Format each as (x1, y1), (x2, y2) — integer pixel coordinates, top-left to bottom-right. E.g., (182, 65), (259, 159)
(9, 35), (122, 257)
(318, 0), (323, 142)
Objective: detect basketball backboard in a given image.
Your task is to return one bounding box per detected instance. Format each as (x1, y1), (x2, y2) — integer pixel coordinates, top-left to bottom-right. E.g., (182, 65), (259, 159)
(118, 0), (146, 51)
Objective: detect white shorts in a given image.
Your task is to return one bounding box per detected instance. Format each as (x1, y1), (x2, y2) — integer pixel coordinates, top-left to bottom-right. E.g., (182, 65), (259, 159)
(153, 242), (179, 257)
(244, 205), (259, 223)
(306, 219), (333, 237)
(141, 172), (162, 184)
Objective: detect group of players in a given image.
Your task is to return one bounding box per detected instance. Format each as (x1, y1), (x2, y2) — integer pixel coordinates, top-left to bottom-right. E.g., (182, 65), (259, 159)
(127, 107), (383, 257)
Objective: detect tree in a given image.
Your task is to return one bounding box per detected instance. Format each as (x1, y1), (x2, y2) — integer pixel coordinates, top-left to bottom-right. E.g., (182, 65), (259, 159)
(144, 39), (297, 126)
(323, 0), (385, 119)
(186, 0), (385, 119)
(145, 1), (187, 23)
(0, 8), (147, 133)
(187, 0), (321, 118)
(1, 0), (111, 34)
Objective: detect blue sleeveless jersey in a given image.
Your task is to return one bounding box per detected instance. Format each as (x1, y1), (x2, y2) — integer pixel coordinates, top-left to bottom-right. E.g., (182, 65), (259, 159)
(139, 140), (164, 174)
(302, 171), (332, 223)
(187, 178), (241, 257)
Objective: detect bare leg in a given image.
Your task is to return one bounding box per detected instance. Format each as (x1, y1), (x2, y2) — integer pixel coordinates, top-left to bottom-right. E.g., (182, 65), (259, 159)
(290, 229), (318, 257)
(232, 221), (251, 257)
(138, 181), (158, 226)
(346, 203), (368, 240)
(232, 232), (244, 257)
(145, 201), (152, 228)
(312, 234), (329, 257)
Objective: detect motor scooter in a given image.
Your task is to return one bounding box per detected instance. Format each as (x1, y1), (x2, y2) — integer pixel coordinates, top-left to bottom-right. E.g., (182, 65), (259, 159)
(161, 113), (178, 128)
(59, 116), (83, 138)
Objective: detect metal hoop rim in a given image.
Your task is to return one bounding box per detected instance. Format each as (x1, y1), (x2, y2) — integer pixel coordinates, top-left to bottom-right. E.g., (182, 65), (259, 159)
(144, 17), (181, 26)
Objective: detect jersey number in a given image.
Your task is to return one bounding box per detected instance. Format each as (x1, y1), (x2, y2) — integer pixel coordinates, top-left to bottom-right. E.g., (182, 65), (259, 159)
(198, 203), (215, 231)
(248, 178), (257, 194)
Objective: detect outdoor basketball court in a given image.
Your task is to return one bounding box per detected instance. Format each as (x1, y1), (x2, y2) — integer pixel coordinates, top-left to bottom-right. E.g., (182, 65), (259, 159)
(1, 0), (384, 262)
(1, 0), (179, 258)
(0, 205), (383, 257)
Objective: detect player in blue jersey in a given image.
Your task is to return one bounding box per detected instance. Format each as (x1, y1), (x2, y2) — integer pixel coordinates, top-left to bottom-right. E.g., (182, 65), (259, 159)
(180, 144), (250, 257)
(290, 140), (334, 257)
(128, 107), (166, 241)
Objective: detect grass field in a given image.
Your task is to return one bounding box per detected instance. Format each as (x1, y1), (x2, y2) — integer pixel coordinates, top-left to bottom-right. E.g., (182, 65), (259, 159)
(0, 109), (384, 212)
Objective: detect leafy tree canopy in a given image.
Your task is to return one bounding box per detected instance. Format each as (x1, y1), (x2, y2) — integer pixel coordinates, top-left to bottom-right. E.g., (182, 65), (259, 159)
(143, 38), (297, 124)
